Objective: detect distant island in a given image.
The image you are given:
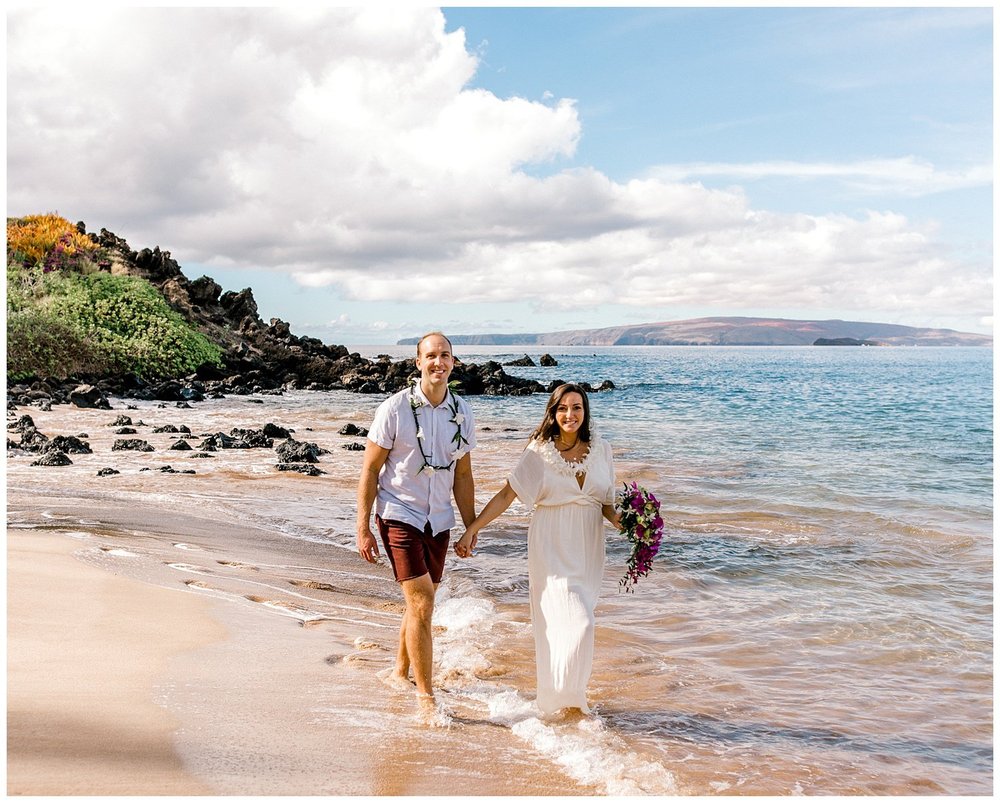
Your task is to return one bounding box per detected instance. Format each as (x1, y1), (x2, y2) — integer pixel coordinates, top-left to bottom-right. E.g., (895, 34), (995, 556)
(399, 317), (992, 348)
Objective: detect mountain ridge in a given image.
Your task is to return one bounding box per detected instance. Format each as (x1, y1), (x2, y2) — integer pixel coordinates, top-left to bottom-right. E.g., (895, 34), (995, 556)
(399, 317), (992, 347)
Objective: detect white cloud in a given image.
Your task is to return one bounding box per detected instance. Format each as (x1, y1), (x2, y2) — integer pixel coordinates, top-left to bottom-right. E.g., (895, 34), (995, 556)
(298, 315), (418, 346)
(647, 157), (992, 198)
(7, 6), (991, 330)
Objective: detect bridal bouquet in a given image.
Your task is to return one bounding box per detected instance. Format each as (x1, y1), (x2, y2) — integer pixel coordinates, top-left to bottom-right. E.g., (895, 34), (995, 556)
(616, 482), (664, 592)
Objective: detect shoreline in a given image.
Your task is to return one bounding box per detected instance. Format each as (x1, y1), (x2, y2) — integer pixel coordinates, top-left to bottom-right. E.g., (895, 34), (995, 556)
(6, 487), (598, 796)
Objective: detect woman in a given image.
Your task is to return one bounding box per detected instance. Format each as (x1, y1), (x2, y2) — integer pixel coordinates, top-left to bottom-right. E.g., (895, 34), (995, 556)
(455, 383), (620, 716)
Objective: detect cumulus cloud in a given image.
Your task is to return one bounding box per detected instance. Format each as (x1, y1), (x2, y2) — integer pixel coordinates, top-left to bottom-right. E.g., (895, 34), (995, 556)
(7, 6), (990, 328)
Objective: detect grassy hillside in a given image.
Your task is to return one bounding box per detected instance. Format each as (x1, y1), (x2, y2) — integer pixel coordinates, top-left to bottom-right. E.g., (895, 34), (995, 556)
(6, 214), (222, 381)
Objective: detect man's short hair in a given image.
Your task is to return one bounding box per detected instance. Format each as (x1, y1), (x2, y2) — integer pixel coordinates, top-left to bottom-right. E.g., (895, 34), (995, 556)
(416, 331), (453, 358)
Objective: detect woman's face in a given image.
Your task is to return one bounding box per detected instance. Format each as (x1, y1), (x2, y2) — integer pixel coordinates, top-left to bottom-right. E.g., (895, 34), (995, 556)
(554, 392), (586, 438)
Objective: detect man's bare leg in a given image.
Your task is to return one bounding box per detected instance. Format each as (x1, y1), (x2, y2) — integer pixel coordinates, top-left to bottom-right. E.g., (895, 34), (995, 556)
(393, 609), (411, 679)
(382, 581), (442, 696)
(376, 610), (414, 691)
(399, 573), (437, 703)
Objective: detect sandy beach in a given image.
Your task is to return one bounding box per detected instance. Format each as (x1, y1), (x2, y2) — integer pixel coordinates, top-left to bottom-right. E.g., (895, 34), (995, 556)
(6, 528), (221, 795)
(6, 394), (606, 796)
(6, 486), (597, 797)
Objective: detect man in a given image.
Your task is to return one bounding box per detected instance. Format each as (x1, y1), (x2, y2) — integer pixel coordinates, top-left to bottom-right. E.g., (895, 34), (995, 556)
(356, 332), (476, 717)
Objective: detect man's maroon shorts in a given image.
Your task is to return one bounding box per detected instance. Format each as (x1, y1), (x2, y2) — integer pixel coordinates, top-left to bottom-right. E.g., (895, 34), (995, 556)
(376, 516), (450, 583)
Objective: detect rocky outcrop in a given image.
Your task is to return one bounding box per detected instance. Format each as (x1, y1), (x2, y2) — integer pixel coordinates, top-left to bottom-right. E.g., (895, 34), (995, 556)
(31, 450), (72, 467)
(48, 435), (92, 454)
(69, 384), (111, 409)
(70, 226), (351, 391)
(112, 439), (154, 452)
(276, 463), (325, 476)
(275, 438), (326, 464)
(197, 432), (252, 450)
(504, 355), (536, 367)
(6, 416), (53, 454)
(262, 423), (292, 439)
(5, 410), (364, 480)
(7, 414), (37, 434)
(229, 428), (275, 448)
(11, 223), (613, 400)
(153, 424), (191, 434)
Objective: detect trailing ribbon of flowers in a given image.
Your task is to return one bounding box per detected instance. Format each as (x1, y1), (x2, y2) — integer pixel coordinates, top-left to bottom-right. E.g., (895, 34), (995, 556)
(616, 481), (664, 592)
(409, 380), (469, 477)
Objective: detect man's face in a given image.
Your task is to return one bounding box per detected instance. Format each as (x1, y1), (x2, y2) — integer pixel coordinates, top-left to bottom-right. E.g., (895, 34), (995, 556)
(416, 335), (454, 390)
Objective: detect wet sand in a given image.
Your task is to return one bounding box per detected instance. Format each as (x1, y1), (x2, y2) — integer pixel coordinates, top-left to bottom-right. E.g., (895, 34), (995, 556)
(6, 529), (221, 795)
(6, 486), (596, 796)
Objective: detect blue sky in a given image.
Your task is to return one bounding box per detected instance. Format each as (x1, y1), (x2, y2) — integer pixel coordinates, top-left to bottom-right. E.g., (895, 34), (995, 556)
(7, 5), (993, 343)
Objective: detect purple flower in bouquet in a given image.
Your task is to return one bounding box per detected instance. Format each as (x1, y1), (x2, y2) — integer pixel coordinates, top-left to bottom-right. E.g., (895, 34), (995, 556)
(616, 481), (665, 592)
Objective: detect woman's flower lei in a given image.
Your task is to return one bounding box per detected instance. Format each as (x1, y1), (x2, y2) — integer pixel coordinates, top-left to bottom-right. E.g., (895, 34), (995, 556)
(409, 380), (469, 477)
(616, 482), (664, 592)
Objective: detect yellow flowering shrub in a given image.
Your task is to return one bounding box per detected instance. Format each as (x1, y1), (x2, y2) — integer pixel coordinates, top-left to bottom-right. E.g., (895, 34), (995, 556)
(6, 213), (98, 269)
(7, 215), (225, 379)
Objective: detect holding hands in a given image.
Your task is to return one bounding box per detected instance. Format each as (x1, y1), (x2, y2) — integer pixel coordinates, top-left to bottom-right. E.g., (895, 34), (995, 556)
(454, 481), (517, 559)
(454, 525), (479, 558)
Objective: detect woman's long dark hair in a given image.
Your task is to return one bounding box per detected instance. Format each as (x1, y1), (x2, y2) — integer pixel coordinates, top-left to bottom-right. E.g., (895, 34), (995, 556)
(530, 383), (592, 444)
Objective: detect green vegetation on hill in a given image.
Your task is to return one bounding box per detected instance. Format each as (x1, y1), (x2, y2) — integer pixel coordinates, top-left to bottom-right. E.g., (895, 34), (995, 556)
(6, 214), (223, 381)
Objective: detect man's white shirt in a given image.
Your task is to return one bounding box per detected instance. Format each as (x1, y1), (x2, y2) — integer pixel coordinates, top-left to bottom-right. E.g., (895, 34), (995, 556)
(367, 384), (476, 533)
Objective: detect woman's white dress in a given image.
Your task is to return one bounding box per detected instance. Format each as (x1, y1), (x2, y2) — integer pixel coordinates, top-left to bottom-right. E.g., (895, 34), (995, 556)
(508, 437), (616, 714)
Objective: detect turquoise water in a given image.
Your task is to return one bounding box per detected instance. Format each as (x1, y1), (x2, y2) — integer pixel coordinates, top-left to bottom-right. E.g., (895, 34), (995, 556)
(458, 345), (993, 523)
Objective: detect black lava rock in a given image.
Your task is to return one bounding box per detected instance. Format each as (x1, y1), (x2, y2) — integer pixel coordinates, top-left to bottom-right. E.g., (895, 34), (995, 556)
(31, 450), (72, 466)
(112, 439), (155, 452)
(276, 463), (325, 476)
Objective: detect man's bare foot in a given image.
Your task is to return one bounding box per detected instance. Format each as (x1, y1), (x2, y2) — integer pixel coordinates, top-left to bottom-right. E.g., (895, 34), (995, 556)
(415, 692), (452, 728)
(376, 667), (414, 691)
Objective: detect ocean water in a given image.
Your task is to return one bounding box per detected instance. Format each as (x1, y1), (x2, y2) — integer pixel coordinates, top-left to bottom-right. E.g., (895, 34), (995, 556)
(7, 345), (992, 794)
(395, 345), (993, 794)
